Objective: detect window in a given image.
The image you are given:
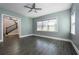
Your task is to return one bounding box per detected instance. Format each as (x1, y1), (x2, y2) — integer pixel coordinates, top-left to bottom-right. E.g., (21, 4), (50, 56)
(37, 21), (43, 31)
(37, 19), (57, 32)
(71, 12), (75, 35)
(48, 20), (57, 31)
(42, 20), (48, 31)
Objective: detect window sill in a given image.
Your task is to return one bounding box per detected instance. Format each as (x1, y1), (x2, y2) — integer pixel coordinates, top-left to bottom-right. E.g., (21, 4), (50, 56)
(70, 33), (75, 35)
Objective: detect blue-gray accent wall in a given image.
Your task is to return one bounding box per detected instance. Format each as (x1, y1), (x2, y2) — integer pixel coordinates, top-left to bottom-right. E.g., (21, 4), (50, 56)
(0, 8), (33, 40)
(0, 6), (71, 41)
(71, 3), (79, 50)
(33, 9), (71, 39)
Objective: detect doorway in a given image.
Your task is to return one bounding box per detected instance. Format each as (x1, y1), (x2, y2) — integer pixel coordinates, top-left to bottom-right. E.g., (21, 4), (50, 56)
(2, 14), (21, 41)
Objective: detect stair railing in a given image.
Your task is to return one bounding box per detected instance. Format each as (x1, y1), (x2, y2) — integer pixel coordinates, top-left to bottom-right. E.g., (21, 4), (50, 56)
(6, 23), (17, 35)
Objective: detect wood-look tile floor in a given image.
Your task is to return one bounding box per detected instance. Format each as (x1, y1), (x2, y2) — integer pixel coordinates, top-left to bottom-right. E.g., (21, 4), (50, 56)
(0, 35), (77, 55)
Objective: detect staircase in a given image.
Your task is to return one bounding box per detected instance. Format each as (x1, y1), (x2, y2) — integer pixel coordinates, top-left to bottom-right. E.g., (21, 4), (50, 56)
(4, 21), (18, 36)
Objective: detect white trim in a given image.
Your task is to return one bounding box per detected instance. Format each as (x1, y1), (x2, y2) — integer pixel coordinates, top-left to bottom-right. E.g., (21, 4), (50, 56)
(20, 34), (33, 38)
(1, 14), (21, 42)
(18, 34), (79, 55)
(33, 34), (70, 42)
(17, 19), (21, 38)
(32, 34), (79, 55)
(20, 34), (79, 55)
(1, 14), (4, 42)
(69, 40), (79, 55)
(0, 40), (3, 42)
(1, 14), (21, 19)
(37, 18), (58, 32)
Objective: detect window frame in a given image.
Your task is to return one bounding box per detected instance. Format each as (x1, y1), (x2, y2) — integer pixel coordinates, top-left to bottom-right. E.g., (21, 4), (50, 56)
(37, 21), (43, 31)
(71, 12), (75, 35)
(37, 18), (58, 32)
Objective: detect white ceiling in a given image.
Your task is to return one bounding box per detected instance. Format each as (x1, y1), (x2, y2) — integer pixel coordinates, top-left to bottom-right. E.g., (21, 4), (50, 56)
(0, 3), (72, 18)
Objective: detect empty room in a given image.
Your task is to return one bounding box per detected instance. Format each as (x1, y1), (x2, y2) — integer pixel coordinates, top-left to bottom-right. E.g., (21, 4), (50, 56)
(0, 3), (79, 55)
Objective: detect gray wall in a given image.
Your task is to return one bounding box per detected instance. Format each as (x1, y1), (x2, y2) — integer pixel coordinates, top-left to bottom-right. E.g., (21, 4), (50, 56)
(0, 8), (33, 41)
(71, 3), (79, 50)
(33, 9), (71, 39)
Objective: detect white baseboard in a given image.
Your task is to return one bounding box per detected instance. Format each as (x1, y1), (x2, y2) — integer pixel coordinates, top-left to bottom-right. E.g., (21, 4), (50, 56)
(20, 34), (33, 38)
(69, 40), (79, 55)
(33, 34), (79, 55)
(0, 40), (3, 42)
(3, 33), (79, 55)
(33, 34), (70, 42)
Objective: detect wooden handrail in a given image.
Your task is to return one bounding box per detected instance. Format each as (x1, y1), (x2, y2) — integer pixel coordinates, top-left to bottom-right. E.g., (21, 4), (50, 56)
(6, 23), (17, 29)
(6, 23), (17, 35)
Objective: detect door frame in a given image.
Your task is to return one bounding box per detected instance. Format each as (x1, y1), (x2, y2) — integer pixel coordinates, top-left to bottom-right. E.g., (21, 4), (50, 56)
(1, 14), (21, 42)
